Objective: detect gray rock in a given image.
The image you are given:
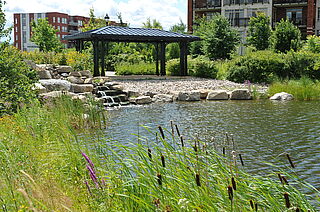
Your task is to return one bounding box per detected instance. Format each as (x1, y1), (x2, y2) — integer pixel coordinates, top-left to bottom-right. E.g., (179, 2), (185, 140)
(198, 89), (212, 99)
(70, 84), (94, 93)
(38, 70), (52, 79)
(39, 79), (71, 91)
(127, 90), (140, 98)
(39, 91), (78, 99)
(270, 92), (294, 101)
(24, 60), (37, 70)
(69, 72), (82, 77)
(110, 84), (124, 91)
(153, 94), (174, 103)
(207, 90), (229, 100)
(67, 76), (84, 84)
(32, 83), (47, 94)
(80, 70), (93, 78)
(56, 65), (73, 73)
(230, 89), (252, 100)
(60, 73), (69, 77)
(169, 91), (180, 101)
(72, 95), (87, 102)
(143, 91), (158, 98)
(36, 64), (53, 71)
(93, 77), (111, 85)
(135, 96), (152, 104)
(178, 91), (201, 101)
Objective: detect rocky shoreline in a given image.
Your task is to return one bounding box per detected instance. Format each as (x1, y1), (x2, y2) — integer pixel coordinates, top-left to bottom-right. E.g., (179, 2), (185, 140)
(29, 63), (276, 107)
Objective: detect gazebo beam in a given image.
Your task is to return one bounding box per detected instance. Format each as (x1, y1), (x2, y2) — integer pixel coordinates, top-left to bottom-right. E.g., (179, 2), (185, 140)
(155, 43), (159, 76)
(160, 42), (166, 76)
(93, 40), (100, 77)
(100, 41), (106, 76)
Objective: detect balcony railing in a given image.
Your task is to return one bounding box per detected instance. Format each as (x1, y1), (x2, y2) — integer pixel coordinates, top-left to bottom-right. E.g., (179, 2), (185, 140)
(273, 0), (307, 4)
(69, 21), (79, 27)
(195, 1), (222, 8)
(223, 0), (269, 5)
(229, 18), (250, 27)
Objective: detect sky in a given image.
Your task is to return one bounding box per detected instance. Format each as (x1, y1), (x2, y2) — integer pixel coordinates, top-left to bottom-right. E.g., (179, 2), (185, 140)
(3, 0), (187, 31)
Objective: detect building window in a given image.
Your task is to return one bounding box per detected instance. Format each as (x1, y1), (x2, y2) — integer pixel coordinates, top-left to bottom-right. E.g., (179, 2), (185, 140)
(15, 18), (18, 24)
(15, 27), (18, 32)
(248, 8), (267, 17)
(318, 8), (320, 20)
(53, 17), (56, 23)
(22, 31), (27, 43)
(78, 20), (83, 26)
(15, 35), (18, 41)
(225, 9), (245, 27)
(37, 13), (42, 19)
(286, 8), (303, 25)
(57, 17), (60, 23)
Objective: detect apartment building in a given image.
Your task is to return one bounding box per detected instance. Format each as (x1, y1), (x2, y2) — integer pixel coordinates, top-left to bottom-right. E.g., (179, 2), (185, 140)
(14, 12), (90, 51)
(188, 0), (318, 38)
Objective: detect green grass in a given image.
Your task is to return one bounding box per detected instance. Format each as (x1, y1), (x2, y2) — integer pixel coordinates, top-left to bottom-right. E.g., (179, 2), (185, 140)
(115, 62), (156, 75)
(0, 97), (318, 211)
(269, 77), (320, 100)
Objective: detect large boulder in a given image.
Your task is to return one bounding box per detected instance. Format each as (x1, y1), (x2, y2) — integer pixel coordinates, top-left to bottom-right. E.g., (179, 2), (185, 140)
(80, 70), (93, 78)
(70, 84), (94, 93)
(230, 89), (252, 100)
(32, 83), (47, 94)
(38, 70), (52, 79)
(270, 92), (294, 101)
(39, 79), (71, 91)
(69, 72), (82, 77)
(56, 65), (73, 73)
(39, 91), (78, 100)
(24, 60), (37, 70)
(153, 94), (174, 103)
(198, 89), (212, 99)
(135, 96), (152, 104)
(207, 90), (229, 100)
(36, 64), (54, 71)
(178, 91), (201, 101)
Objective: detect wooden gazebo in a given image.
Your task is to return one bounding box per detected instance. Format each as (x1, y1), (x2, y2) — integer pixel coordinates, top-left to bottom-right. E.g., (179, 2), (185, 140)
(64, 26), (200, 77)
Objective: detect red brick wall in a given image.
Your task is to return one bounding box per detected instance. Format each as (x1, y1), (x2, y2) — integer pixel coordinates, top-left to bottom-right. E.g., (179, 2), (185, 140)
(13, 14), (21, 50)
(307, 0), (316, 35)
(188, 0), (193, 32)
(46, 12), (69, 44)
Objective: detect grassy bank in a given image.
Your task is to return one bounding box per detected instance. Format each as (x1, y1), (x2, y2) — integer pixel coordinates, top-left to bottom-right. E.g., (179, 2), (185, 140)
(0, 97), (318, 211)
(269, 77), (320, 100)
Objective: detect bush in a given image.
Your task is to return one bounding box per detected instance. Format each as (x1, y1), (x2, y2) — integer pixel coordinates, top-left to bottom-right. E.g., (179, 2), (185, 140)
(304, 35), (320, 53)
(167, 56), (218, 78)
(65, 50), (92, 71)
(0, 45), (38, 115)
(115, 62), (156, 75)
(226, 50), (285, 83)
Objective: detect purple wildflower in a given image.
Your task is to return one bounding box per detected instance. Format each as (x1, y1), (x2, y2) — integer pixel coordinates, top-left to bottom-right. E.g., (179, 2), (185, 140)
(84, 180), (92, 195)
(87, 165), (98, 186)
(81, 152), (95, 173)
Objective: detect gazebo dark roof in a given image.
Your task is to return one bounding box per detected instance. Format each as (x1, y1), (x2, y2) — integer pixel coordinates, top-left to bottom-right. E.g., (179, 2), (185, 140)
(66, 26), (201, 77)
(65, 26), (201, 43)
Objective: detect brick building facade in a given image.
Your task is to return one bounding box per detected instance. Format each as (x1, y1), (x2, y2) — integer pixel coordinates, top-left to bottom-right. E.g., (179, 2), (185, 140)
(188, 0), (318, 38)
(14, 12), (90, 51)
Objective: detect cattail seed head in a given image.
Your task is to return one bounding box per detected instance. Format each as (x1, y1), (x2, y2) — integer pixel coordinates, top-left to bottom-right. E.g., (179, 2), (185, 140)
(255, 203), (258, 211)
(157, 173), (162, 186)
(249, 200), (254, 209)
(170, 120), (174, 136)
(175, 124), (181, 137)
(158, 125), (165, 139)
(193, 141), (198, 152)
(284, 192), (290, 208)
(239, 153), (244, 166)
(278, 173), (283, 184)
(231, 177), (237, 190)
(223, 147), (226, 155)
(282, 176), (289, 185)
(180, 135), (184, 148)
(161, 155), (165, 167)
(286, 153), (295, 168)
(148, 148), (152, 160)
(196, 173), (201, 186)
(227, 186), (233, 201)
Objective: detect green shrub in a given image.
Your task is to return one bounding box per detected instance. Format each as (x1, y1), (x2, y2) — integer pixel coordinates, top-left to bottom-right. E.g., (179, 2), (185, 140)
(115, 62), (156, 75)
(166, 58), (181, 76)
(0, 45), (38, 116)
(189, 56), (217, 78)
(226, 50), (284, 83)
(304, 35), (320, 53)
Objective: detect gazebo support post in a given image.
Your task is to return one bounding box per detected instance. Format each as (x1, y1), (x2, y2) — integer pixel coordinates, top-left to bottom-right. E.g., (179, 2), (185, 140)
(155, 43), (159, 76)
(75, 40), (80, 51)
(93, 40), (100, 77)
(79, 40), (84, 52)
(160, 42), (166, 76)
(180, 42), (188, 76)
(100, 41), (106, 76)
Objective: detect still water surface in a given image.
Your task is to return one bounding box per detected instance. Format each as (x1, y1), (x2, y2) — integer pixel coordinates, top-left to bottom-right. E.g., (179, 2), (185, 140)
(105, 100), (320, 197)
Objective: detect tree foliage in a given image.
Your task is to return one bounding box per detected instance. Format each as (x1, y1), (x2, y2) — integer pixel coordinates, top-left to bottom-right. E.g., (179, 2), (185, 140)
(31, 18), (62, 52)
(142, 18), (163, 29)
(82, 8), (105, 32)
(303, 35), (320, 53)
(271, 19), (301, 53)
(0, 0), (11, 41)
(193, 15), (240, 60)
(247, 13), (271, 50)
(169, 19), (186, 33)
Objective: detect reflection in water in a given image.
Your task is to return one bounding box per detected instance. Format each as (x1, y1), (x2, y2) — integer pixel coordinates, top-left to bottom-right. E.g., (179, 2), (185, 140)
(105, 100), (320, 199)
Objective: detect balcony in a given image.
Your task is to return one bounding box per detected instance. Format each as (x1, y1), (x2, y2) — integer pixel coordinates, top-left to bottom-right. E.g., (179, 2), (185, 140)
(273, 0), (307, 5)
(69, 21), (79, 27)
(69, 30), (79, 34)
(223, 0), (269, 5)
(195, 1), (222, 10)
(229, 17), (250, 27)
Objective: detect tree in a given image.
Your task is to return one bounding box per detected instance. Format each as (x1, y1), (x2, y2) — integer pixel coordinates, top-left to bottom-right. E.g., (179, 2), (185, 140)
(169, 19), (186, 33)
(82, 8), (105, 32)
(247, 13), (271, 50)
(31, 18), (62, 52)
(142, 18), (163, 29)
(303, 35), (320, 53)
(195, 15), (240, 60)
(166, 20), (187, 60)
(0, 0), (11, 41)
(271, 19), (301, 53)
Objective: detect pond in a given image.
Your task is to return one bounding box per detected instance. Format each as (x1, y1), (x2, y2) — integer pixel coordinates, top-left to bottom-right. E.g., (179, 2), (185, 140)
(104, 100), (320, 201)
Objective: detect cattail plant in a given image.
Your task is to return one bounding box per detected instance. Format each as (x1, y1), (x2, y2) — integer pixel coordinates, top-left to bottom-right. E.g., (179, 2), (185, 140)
(170, 120), (174, 136)
(278, 173), (283, 184)
(227, 185), (233, 201)
(195, 173), (201, 187)
(161, 155), (165, 168)
(157, 173), (162, 186)
(286, 153), (295, 168)
(81, 152), (95, 172)
(249, 200), (254, 209)
(180, 135), (184, 148)
(284, 192), (291, 208)
(282, 176), (289, 185)
(193, 141), (198, 152)
(175, 124), (181, 137)
(158, 125), (165, 139)
(231, 177), (237, 190)
(223, 147), (226, 156)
